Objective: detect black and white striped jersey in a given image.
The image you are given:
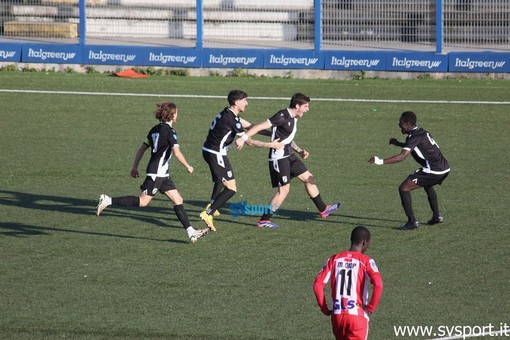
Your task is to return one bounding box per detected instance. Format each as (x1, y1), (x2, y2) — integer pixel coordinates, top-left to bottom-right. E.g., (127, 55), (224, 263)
(202, 108), (244, 155)
(144, 122), (178, 178)
(404, 127), (450, 174)
(267, 108), (297, 161)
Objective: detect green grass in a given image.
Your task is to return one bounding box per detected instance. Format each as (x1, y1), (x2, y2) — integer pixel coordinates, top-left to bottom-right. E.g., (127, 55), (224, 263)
(0, 72), (509, 339)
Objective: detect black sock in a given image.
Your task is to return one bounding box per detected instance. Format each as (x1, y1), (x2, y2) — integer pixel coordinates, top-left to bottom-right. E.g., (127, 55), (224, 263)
(174, 204), (191, 229)
(260, 212), (273, 221)
(211, 181), (223, 203)
(311, 194), (327, 212)
(399, 190), (416, 223)
(112, 196), (140, 206)
(208, 188), (236, 214)
(424, 186), (440, 218)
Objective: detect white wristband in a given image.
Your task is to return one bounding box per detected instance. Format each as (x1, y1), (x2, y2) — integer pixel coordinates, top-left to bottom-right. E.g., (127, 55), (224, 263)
(374, 156), (384, 165)
(241, 134), (249, 141)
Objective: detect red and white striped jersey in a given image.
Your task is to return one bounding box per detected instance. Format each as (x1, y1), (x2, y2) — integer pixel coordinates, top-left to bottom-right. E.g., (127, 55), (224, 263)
(314, 251), (383, 317)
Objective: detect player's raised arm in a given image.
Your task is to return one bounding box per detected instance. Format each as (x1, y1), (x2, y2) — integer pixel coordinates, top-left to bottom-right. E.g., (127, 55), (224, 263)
(369, 149), (410, 165)
(243, 120), (272, 137)
(236, 120), (272, 150)
(389, 137), (405, 147)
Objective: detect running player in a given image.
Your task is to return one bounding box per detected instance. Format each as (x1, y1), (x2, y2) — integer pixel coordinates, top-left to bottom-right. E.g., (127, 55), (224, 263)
(96, 102), (209, 243)
(313, 226), (383, 340)
(200, 90), (283, 232)
(237, 92), (340, 228)
(369, 111), (450, 230)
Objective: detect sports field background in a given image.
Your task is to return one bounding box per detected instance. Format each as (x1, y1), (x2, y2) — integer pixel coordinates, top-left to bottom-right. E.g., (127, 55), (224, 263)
(0, 72), (509, 339)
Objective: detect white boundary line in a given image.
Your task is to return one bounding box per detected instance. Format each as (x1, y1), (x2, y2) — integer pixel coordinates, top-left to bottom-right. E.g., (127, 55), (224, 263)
(1, 89), (510, 105)
(427, 329), (508, 340)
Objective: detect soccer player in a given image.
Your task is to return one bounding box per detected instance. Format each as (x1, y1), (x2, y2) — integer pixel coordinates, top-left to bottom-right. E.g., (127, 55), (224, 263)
(368, 111), (450, 230)
(313, 226), (383, 340)
(236, 92), (340, 228)
(96, 102), (209, 243)
(200, 89), (283, 232)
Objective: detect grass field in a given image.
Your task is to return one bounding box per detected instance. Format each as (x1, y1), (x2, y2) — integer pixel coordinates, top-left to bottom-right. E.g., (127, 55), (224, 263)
(0, 71), (509, 340)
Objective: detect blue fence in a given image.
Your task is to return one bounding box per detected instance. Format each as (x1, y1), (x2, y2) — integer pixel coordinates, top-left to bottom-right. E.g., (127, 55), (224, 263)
(1, 0), (509, 73)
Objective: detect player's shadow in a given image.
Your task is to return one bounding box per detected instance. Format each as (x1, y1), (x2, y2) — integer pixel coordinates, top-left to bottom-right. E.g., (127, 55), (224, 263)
(0, 190), (194, 242)
(274, 209), (402, 229)
(190, 203), (402, 230)
(0, 190), (403, 234)
(0, 221), (187, 243)
(1, 189), (184, 227)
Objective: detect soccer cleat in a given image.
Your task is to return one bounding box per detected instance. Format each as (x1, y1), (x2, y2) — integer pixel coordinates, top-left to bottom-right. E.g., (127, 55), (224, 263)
(205, 203), (221, 217)
(257, 220), (280, 228)
(427, 216), (444, 225)
(200, 211), (216, 232)
(96, 194), (108, 216)
(189, 228), (209, 243)
(399, 221), (420, 230)
(320, 202), (341, 219)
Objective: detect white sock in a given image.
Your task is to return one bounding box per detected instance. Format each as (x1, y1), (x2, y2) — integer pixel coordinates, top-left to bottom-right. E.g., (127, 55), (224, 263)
(186, 226), (195, 236)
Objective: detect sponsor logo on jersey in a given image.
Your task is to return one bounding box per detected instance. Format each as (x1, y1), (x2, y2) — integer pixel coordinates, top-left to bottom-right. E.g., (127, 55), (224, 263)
(334, 298), (356, 310)
(337, 261), (357, 269)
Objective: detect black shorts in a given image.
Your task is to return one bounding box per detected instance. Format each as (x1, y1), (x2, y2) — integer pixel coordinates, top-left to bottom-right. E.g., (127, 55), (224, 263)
(203, 150), (235, 183)
(269, 153), (308, 188)
(140, 176), (177, 196)
(408, 169), (449, 187)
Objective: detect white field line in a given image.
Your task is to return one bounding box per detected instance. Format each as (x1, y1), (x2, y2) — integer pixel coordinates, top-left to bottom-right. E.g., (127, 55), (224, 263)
(1, 89), (510, 105)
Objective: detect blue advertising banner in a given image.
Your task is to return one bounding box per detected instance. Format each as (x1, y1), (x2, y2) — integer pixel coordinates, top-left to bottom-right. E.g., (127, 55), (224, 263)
(203, 48), (264, 69)
(3, 40), (510, 74)
(323, 51), (385, 71)
(386, 52), (448, 72)
(264, 50), (323, 69)
(84, 45), (143, 65)
(143, 47), (201, 68)
(0, 43), (22, 62)
(22, 44), (81, 64)
(448, 52), (510, 73)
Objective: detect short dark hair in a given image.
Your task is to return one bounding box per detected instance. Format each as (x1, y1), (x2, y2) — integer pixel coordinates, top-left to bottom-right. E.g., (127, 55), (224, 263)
(228, 90), (248, 106)
(289, 93), (310, 109)
(400, 111), (417, 126)
(350, 226), (371, 245)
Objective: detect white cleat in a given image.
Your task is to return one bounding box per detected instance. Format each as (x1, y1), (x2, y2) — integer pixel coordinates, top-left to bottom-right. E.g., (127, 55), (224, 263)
(189, 228), (209, 243)
(96, 194), (108, 216)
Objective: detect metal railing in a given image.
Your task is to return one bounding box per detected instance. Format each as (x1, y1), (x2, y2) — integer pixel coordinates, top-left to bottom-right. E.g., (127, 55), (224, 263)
(0, 0), (508, 52)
